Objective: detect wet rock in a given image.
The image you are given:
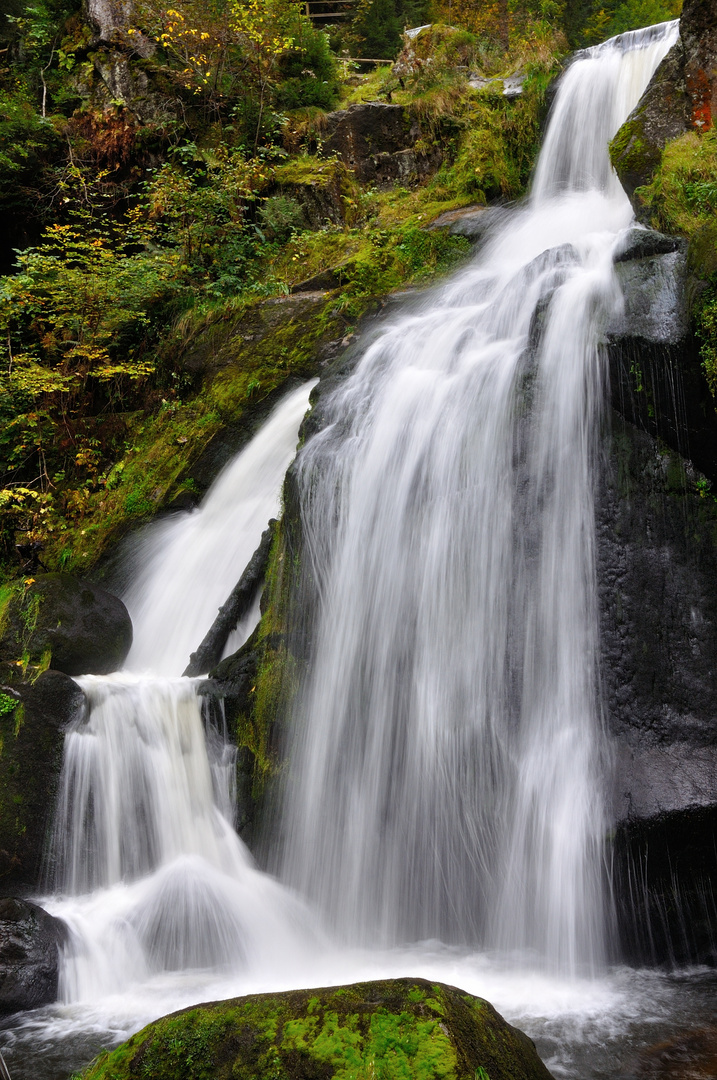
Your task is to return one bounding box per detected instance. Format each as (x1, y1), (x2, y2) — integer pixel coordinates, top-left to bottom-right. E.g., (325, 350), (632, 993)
(426, 204), (510, 242)
(598, 415), (717, 964)
(621, 1025), (717, 1078)
(610, 246), (689, 345)
(185, 522), (276, 677)
(609, 42), (690, 204)
(614, 227), (687, 263)
(610, 0), (717, 205)
(605, 233), (717, 481)
(78, 978), (554, 1080)
(0, 573), (132, 677)
(322, 103), (440, 186)
(0, 898), (66, 1013)
(0, 670), (84, 891)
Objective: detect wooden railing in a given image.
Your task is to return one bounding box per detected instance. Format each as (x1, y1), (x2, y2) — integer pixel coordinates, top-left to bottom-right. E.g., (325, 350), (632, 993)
(305, 0), (355, 20)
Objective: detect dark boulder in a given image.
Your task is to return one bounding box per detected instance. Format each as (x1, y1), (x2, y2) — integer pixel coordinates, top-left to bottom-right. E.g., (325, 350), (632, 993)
(185, 521), (276, 677)
(610, 0), (717, 205)
(0, 898), (66, 1013)
(0, 574), (132, 677)
(0, 670), (84, 891)
(79, 978), (553, 1080)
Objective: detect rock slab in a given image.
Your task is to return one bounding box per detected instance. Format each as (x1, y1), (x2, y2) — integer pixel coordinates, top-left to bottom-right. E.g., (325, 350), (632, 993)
(79, 978), (553, 1080)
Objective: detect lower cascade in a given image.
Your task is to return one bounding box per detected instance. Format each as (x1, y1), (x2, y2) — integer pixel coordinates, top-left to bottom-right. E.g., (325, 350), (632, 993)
(7, 15), (715, 1080)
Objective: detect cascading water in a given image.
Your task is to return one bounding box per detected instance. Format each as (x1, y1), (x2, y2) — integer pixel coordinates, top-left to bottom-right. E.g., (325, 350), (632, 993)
(36, 382), (320, 1007)
(5, 22), (710, 1080)
(277, 21), (680, 975)
(122, 380), (318, 674)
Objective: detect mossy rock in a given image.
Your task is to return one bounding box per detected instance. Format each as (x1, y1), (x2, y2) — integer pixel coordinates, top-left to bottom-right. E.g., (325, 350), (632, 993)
(273, 158), (361, 229)
(80, 978), (554, 1080)
(0, 573), (132, 677)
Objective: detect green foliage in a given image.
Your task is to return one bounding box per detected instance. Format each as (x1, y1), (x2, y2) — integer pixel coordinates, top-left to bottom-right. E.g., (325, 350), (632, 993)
(276, 22), (340, 109)
(629, 129), (717, 401)
(635, 129), (717, 238)
(259, 194), (305, 239)
(352, 0), (403, 60)
(581, 0), (680, 45)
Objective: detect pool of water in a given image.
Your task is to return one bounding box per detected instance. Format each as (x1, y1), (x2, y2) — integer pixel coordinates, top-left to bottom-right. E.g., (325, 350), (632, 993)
(2, 948), (715, 1079)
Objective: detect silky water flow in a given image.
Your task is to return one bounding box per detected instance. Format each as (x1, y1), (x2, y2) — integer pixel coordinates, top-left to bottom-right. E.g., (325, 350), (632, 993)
(6, 21), (714, 1080)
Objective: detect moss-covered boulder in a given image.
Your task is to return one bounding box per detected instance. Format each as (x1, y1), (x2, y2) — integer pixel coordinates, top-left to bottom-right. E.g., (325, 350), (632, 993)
(80, 978), (553, 1080)
(0, 574), (132, 677)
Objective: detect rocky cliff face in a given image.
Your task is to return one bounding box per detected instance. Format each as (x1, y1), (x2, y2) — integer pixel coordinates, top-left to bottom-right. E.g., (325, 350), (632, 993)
(610, 0), (717, 203)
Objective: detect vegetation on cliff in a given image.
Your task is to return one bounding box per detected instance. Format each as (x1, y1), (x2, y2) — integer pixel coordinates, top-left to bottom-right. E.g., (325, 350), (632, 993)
(0, 0), (697, 584)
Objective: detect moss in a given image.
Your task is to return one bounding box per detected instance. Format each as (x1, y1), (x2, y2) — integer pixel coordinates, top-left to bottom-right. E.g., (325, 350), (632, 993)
(79, 979), (552, 1080)
(624, 129), (717, 400)
(38, 293), (347, 574)
(634, 129), (717, 239)
(608, 114), (657, 183)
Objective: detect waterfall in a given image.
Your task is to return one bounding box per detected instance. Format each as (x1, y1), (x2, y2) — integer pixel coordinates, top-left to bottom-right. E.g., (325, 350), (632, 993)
(122, 380), (317, 675)
(276, 22), (679, 974)
(39, 384), (319, 1003)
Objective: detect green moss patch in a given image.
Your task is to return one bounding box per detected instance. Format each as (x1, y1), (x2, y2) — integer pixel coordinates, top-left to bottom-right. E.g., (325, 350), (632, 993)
(79, 979), (553, 1080)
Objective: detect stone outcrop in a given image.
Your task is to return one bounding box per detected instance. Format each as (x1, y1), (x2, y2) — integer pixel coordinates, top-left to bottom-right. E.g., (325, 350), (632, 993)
(0, 573), (132, 677)
(79, 978), (553, 1080)
(321, 103), (440, 187)
(184, 522), (276, 677)
(610, 0), (717, 204)
(274, 159), (360, 229)
(0, 898), (66, 1013)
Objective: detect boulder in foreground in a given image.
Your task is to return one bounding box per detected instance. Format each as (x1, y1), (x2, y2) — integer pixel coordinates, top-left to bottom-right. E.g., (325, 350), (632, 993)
(80, 977), (553, 1080)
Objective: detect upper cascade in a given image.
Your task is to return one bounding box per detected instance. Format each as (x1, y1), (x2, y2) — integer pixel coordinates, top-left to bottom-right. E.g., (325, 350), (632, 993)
(532, 20), (679, 200)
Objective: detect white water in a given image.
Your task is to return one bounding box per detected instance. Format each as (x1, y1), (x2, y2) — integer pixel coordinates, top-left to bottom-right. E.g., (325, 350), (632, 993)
(35, 382), (321, 1005)
(123, 380), (317, 675)
(8, 21), (686, 1080)
(277, 20), (679, 974)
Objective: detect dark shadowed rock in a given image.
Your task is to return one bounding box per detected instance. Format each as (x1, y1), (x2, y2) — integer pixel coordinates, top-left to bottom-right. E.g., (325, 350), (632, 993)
(185, 522), (276, 677)
(598, 415), (717, 964)
(0, 670), (83, 890)
(0, 898), (66, 1013)
(0, 574), (132, 676)
(79, 978), (554, 1080)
